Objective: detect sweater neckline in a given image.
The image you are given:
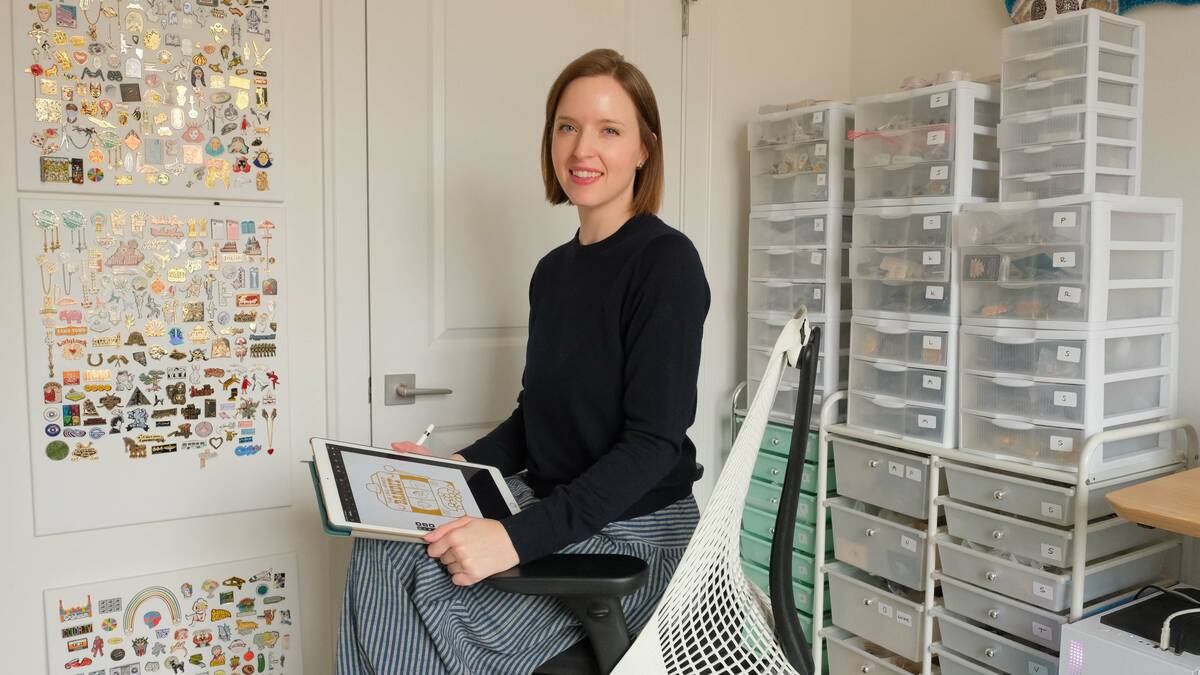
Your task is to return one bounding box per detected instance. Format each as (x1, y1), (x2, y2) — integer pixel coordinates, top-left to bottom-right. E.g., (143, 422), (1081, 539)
(571, 213), (647, 255)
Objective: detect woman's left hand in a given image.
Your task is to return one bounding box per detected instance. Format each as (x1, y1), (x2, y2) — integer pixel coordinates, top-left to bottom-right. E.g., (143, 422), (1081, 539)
(424, 517), (520, 586)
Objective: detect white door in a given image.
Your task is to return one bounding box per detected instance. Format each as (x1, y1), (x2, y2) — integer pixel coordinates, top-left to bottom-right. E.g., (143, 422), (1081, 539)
(366, 2), (687, 455)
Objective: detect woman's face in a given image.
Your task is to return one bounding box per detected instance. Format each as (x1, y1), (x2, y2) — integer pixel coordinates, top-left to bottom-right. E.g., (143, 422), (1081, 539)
(551, 75), (648, 212)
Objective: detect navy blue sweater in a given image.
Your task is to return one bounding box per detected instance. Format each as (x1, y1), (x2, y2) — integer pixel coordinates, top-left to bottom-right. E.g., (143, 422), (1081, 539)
(459, 213), (710, 563)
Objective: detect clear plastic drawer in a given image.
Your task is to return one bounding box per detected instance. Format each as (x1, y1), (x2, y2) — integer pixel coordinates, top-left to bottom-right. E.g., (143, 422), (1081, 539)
(850, 357), (951, 407)
(829, 497), (931, 591)
(936, 611), (1060, 675)
(1001, 140), (1135, 177)
(853, 205), (955, 247)
(940, 461), (1176, 526)
(1002, 9), (1141, 58)
(847, 391), (951, 447)
(956, 195), (1180, 247)
(961, 370), (1169, 427)
(831, 438), (941, 519)
(960, 279), (1174, 327)
(939, 575), (1066, 649)
(940, 499), (1169, 566)
(998, 106), (1138, 149)
(853, 279), (956, 321)
(1001, 171), (1135, 201)
(852, 246), (951, 282)
(937, 536), (1180, 613)
(749, 280), (832, 315)
(750, 210), (851, 248)
(827, 563), (928, 661)
(749, 109), (830, 150)
(825, 628), (922, 675)
(851, 317), (953, 369)
(1003, 45), (1138, 86)
(1003, 75), (1139, 117)
(749, 247), (831, 280)
(854, 124), (955, 168)
(959, 411), (1178, 471)
(960, 325), (1175, 381)
(961, 244), (1088, 283)
(856, 161), (954, 201)
(750, 170), (830, 207)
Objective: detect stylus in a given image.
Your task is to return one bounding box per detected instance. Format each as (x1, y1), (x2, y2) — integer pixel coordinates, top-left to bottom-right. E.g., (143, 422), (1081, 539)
(416, 424), (436, 446)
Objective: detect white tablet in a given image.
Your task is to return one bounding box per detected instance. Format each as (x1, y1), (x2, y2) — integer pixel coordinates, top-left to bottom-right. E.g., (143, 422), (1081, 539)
(310, 437), (520, 543)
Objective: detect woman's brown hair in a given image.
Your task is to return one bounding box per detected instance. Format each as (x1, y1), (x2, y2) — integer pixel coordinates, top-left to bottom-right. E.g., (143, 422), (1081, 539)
(541, 48), (664, 215)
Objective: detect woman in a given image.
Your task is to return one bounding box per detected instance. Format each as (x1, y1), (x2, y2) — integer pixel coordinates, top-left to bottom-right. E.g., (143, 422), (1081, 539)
(338, 48), (710, 674)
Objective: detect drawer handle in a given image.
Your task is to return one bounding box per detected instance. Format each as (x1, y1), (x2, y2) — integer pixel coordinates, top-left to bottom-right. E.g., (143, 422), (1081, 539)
(862, 598), (874, 607)
(984, 648), (997, 659)
(769, 527), (775, 535)
(992, 530), (1005, 540)
(985, 571), (998, 582)
(860, 667), (872, 674)
(770, 497), (779, 505)
(770, 468), (781, 476)
(865, 528), (877, 537)
(868, 459), (880, 468)
(987, 609), (1000, 619)
(993, 490), (1007, 501)
(771, 437), (781, 446)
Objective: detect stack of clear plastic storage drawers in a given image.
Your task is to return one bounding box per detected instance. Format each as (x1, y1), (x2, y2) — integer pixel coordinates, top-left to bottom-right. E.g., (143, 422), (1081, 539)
(998, 9), (1143, 201)
(747, 102), (854, 422)
(931, 10), (1186, 675)
(846, 81), (1001, 449)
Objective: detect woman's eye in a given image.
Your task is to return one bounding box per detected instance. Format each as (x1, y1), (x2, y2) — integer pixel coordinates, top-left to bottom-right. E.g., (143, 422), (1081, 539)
(558, 123), (575, 133)
(603, 127), (619, 136)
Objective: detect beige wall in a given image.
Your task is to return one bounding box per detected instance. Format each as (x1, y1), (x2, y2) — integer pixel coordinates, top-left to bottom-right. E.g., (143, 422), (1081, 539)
(702, 0), (854, 456)
(848, 0), (1200, 438)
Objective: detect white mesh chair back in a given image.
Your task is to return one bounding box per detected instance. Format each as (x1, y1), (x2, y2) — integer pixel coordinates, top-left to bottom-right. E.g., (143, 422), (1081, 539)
(612, 311), (813, 675)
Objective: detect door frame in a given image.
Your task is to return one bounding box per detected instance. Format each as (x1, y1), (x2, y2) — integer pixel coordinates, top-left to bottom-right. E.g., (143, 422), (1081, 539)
(322, 0), (717, 494)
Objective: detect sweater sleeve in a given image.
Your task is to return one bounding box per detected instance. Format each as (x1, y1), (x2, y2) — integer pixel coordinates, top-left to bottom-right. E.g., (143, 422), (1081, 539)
(499, 234), (710, 562)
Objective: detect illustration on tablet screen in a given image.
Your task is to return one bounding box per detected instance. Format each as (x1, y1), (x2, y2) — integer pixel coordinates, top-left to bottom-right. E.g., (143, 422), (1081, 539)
(366, 465), (467, 518)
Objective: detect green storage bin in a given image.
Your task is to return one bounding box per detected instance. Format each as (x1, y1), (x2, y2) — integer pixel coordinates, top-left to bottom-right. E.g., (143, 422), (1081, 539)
(742, 504), (833, 555)
(741, 561), (831, 615)
(747, 477), (820, 524)
(739, 529), (819, 586)
(751, 450), (837, 494)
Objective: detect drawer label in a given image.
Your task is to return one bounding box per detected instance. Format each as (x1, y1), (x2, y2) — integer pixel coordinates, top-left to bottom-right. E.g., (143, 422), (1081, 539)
(813, 217), (825, 232)
(817, 173), (827, 186)
(900, 535), (918, 552)
(925, 285), (945, 300)
(877, 601), (893, 619)
(1041, 502), (1065, 520)
(923, 335), (943, 350)
(812, 111), (823, 124)
(1049, 435), (1074, 452)
(812, 287), (822, 300)
(888, 461), (905, 478)
(1056, 346), (1081, 363)
(1031, 621), (1054, 642)
(1052, 251), (1076, 268)
(917, 414), (938, 429)
(1053, 391), (1078, 408)
(922, 374), (942, 391)
(922, 250), (942, 266)
(1057, 286), (1082, 304)
(1029, 663), (1050, 675)
(930, 165), (949, 180)
(1032, 581), (1055, 601)
(895, 610), (913, 628)
(811, 251), (824, 265)
(930, 92), (949, 108)
(927, 130), (946, 146)
(1040, 543), (1064, 562)
(815, 143), (827, 157)
(923, 215), (942, 230)
(906, 466), (924, 482)
(1052, 211), (1077, 229)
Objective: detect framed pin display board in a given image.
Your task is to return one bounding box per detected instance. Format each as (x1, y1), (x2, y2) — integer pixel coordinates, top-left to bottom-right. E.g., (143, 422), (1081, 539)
(11, 0), (284, 200)
(19, 197), (290, 535)
(44, 552), (302, 672)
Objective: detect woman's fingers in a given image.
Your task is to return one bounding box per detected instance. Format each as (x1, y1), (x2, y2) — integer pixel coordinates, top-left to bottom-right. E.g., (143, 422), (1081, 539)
(390, 441), (431, 455)
(424, 516), (472, 544)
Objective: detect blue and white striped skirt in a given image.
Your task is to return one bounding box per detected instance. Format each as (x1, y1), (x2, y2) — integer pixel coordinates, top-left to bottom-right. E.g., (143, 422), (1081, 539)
(336, 474), (699, 675)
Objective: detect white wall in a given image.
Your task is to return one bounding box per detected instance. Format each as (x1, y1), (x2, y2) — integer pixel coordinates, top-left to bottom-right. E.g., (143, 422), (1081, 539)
(1, 0), (336, 670)
(848, 0), (1200, 450)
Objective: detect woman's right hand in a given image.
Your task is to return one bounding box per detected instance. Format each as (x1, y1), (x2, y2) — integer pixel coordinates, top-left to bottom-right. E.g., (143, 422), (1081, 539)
(391, 441), (466, 462)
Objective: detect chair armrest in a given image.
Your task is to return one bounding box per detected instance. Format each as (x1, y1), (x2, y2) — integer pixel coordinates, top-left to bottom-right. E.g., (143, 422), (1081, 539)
(483, 554), (649, 598)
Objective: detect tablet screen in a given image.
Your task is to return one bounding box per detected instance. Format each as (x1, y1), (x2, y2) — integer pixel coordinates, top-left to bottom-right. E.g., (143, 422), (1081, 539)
(324, 443), (514, 533)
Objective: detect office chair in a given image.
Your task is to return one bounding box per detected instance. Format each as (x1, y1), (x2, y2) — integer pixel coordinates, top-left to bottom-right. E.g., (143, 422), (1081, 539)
(485, 311), (820, 674)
